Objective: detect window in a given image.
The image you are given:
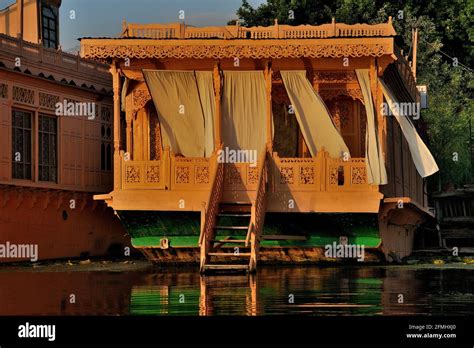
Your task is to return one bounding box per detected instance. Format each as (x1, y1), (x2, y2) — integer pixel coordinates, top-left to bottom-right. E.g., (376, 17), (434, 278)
(101, 107), (112, 171)
(38, 115), (57, 182)
(12, 110), (32, 180)
(42, 4), (58, 49)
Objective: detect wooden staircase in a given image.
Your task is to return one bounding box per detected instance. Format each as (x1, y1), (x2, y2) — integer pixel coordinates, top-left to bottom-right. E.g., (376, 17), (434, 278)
(204, 202), (252, 272)
(200, 149), (268, 274)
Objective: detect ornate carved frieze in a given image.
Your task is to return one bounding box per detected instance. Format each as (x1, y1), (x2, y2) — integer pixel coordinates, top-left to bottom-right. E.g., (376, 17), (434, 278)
(195, 166), (210, 184)
(300, 166), (315, 185)
(12, 86), (34, 105)
(39, 92), (60, 109)
(351, 166), (367, 185)
(133, 89), (151, 117)
(314, 71), (357, 83)
(175, 166), (190, 184)
(145, 165), (160, 183)
(279, 167), (294, 184)
(319, 88), (363, 103)
(0, 83), (7, 99)
(329, 167), (339, 185)
(82, 43), (388, 60)
(125, 165), (140, 183)
(247, 167), (258, 185)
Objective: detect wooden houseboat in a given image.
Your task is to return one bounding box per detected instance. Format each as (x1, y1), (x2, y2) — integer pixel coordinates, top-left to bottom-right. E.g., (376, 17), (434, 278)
(0, 0), (129, 262)
(80, 18), (439, 272)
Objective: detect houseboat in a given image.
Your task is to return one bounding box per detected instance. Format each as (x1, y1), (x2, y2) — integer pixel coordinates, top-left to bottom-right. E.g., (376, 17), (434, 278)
(0, 0), (129, 262)
(80, 18), (439, 272)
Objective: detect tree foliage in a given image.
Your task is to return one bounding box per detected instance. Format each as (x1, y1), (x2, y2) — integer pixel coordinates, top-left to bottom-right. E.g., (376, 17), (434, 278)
(233, 0), (473, 189)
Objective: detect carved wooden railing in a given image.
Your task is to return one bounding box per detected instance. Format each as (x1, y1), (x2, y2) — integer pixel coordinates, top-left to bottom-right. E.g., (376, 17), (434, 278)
(170, 156), (212, 190)
(199, 146), (225, 272)
(121, 148), (216, 191)
(325, 154), (376, 192)
(121, 17), (396, 40)
(248, 149), (268, 272)
(271, 150), (375, 193)
(121, 149), (375, 193)
(272, 151), (324, 191)
(223, 162), (260, 191)
(0, 34), (110, 82)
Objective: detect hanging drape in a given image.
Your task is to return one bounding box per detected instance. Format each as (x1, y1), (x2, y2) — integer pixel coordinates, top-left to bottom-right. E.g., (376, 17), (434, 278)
(195, 71), (215, 157)
(355, 69), (388, 185)
(280, 70), (350, 158)
(221, 71), (267, 153)
(379, 78), (439, 178)
(121, 77), (129, 112)
(143, 70), (206, 157)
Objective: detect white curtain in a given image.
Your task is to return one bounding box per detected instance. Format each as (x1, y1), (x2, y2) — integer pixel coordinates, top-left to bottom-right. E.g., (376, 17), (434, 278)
(221, 71), (267, 153)
(355, 69), (388, 185)
(195, 71), (216, 157)
(280, 70), (350, 158)
(379, 78), (439, 178)
(143, 70), (206, 157)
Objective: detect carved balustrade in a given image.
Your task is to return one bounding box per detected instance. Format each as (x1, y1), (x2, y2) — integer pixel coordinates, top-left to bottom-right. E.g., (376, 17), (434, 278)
(121, 18), (396, 40)
(120, 149), (374, 193)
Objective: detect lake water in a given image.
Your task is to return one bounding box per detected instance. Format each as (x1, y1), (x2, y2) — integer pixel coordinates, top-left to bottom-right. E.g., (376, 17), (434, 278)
(0, 263), (473, 316)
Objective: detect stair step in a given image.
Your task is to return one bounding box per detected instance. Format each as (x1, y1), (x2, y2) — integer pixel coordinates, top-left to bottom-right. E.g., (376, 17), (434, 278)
(218, 213), (251, 217)
(203, 264), (249, 271)
(214, 226), (248, 230)
(208, 252), (251, 257)
(220, 202), (251, 205)
(212, 239), (247, 243)
(262, 235), (307, 241)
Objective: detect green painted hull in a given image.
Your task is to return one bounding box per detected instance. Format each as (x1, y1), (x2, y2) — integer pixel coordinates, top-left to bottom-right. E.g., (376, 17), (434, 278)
(117, 211), (381, 249)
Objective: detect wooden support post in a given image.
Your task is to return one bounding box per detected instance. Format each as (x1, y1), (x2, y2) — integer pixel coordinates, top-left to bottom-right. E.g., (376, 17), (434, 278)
(110, 62), (121, 190)
(412, 28), (418, 81)
(264, 62), (273, 151)
(213, 63), (222, 150)
(126, 120), (132, 155)
(370, 59), (386, 160)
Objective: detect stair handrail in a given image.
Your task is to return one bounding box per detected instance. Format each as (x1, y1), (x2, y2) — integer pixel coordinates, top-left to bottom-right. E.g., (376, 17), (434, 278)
(246, 148), (268, 247)
(199, 143), (224, 247)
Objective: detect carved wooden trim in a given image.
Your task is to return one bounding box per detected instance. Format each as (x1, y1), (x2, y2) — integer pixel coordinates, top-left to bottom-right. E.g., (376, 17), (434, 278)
(82, 43), (388, 60)
(319, 88), (364, 103)
(0, 83), (7, 99)
(314, 71), (357, 83)
(39, 92), (60, 109)
(132, 89), (151, 117)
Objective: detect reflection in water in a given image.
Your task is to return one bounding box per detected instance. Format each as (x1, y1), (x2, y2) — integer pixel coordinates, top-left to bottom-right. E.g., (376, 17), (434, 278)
(0, 266), (473, 316)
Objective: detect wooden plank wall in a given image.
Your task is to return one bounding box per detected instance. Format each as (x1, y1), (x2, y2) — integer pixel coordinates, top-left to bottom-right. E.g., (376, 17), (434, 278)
(0, 76), (113, 193)
(382, 115), (425, 208)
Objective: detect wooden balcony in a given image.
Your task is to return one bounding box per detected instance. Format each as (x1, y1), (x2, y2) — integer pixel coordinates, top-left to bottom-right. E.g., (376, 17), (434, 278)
(0, 33), (111, 91)
(101, 149), (382, 213)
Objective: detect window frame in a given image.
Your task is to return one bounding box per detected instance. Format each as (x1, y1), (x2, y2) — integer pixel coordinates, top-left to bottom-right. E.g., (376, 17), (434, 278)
(38, 113), (58, 183)
(41, 3), (59, 49)
(11, 108), (33, 181)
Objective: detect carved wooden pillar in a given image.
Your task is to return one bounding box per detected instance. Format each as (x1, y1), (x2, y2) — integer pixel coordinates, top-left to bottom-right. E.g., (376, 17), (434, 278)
(369, 59), (386, 159)
(124, 91), (133, 157)
(213, 63), (222, 149)
(126, 119), (132, 154)
(110, 62), (121, 190)
(264, 62), (273, 150)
